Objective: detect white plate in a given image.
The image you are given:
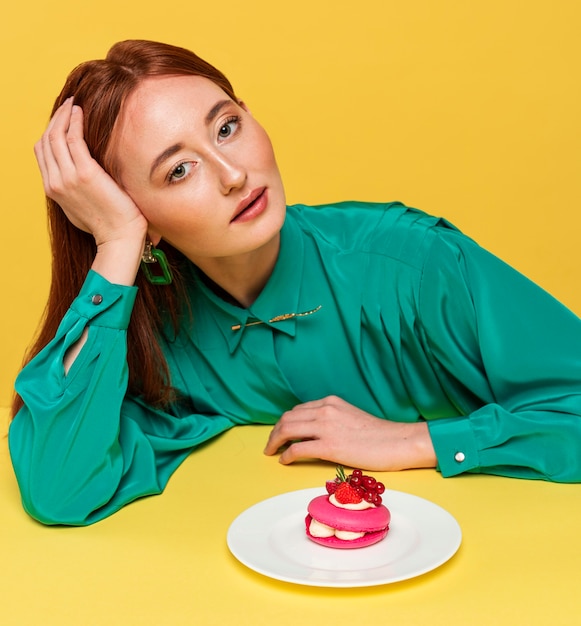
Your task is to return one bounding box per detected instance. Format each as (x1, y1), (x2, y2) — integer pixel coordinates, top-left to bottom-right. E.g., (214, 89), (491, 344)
(227, 487), (461, 587)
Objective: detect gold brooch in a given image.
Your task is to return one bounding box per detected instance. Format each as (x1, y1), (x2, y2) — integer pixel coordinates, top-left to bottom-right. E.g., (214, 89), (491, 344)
(231, 305), (322, 331)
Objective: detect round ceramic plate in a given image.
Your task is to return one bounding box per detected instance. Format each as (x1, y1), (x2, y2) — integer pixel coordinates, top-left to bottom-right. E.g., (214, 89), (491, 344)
(227, 487), (462, 587)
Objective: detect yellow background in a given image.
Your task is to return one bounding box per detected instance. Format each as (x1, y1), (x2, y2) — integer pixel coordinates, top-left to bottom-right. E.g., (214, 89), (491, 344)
(1, 0), (580, 408)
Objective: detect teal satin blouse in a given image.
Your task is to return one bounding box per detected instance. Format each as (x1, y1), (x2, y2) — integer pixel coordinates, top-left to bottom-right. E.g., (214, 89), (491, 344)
(10, 202), (581, 525)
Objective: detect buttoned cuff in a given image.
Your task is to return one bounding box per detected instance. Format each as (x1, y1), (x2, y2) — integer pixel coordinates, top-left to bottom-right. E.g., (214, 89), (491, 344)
(69, 270), (138, 330)
(427, 416), (481, 477)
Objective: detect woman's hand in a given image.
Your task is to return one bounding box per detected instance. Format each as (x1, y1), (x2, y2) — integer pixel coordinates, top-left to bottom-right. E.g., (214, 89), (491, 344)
(35, 97), (148, 285)
(34, 97), (148, 248)
(264, 396), (437, 471)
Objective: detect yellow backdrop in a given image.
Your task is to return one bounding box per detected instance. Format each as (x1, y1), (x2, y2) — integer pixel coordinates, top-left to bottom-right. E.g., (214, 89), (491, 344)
(2, 0), (580, 408)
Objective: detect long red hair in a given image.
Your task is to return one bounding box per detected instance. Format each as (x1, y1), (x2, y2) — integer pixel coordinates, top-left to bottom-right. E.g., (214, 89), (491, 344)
(11, 40), (238, 417)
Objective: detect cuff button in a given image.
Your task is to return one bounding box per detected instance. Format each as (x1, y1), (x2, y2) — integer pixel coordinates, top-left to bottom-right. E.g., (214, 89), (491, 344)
(91, 294), (104, 305)
(454, 452), (466, 463)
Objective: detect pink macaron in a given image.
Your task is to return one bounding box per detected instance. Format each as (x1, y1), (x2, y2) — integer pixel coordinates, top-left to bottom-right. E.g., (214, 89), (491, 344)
(305, 495), (391, 549)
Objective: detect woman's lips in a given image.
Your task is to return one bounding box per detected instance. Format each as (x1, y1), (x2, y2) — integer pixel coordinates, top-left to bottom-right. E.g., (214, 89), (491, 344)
(231, 187), (267, 223)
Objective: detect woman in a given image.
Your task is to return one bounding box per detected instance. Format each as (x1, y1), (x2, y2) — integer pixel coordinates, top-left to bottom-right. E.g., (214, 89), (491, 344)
(10, 40), (581, 526)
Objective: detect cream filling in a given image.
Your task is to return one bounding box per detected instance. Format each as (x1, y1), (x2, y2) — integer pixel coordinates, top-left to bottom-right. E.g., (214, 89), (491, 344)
(335, 529), (366, 540)
(309, 518), (366, 541)
(329, 493), (375, 511)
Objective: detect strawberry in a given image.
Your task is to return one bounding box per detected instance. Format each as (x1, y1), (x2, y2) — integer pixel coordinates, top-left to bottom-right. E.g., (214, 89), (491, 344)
(324, 466), (385, 507)
(325, 480), (340, 495)
(325, 465), (347, 495)
(334, 481), (363, 505)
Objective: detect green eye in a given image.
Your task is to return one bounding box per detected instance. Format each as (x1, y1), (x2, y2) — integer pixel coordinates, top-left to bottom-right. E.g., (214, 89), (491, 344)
(168, 161), (193, 183)
(219, 123), (233, 138)
(218, 116), (240, 139)
(172, 164), (187, 178)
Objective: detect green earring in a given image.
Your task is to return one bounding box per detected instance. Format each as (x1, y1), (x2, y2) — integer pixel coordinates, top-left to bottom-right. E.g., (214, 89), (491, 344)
(141, 241), (173, 285)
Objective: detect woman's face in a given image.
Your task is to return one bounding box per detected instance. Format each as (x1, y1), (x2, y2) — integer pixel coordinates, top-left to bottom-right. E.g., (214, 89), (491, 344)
(111, 74), (286, 265)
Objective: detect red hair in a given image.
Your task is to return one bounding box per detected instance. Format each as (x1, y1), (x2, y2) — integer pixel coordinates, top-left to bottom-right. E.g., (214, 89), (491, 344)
(12, 40), (238, 417)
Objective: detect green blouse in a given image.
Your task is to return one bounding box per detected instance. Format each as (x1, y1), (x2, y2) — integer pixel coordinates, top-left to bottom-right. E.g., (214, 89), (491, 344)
(10, 202), (581, 525)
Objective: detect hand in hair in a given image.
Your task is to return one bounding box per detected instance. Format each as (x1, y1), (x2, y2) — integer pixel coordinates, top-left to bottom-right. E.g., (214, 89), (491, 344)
(34, 97), (148, 285)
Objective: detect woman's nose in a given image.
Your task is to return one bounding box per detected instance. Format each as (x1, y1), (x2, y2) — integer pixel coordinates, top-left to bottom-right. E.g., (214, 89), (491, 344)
(214, 152), (246, 194)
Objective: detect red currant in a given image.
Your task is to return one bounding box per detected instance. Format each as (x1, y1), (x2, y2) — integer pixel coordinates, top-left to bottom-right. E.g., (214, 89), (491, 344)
(375, 482), (385, 494)
(349, 475), (362, 486)
(351, 469), (363, 478)
(362, 476), (376, 490)
(364, 491), (375, 503)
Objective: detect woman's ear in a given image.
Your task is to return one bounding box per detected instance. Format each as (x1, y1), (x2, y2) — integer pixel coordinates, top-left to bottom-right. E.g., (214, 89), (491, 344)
(147, 230), (163, 247)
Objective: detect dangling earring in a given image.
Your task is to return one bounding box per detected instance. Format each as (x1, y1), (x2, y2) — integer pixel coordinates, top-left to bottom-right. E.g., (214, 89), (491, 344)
(141, 240), (173, 285)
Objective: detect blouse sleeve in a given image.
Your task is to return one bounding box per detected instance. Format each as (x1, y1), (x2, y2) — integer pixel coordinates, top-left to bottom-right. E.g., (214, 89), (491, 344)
(421, 229), (581, 482)
(9, 270), (234, 526)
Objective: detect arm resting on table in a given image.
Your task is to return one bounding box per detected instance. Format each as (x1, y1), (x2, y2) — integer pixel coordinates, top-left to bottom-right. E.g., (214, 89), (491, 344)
(9, 271), (234, 525)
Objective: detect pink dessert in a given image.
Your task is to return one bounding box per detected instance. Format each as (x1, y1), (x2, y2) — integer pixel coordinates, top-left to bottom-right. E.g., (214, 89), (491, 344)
(305, 467), (391, 549)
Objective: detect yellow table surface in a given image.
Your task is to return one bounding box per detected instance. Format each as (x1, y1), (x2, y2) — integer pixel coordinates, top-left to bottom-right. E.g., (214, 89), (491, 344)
(1, 407), (580, 626)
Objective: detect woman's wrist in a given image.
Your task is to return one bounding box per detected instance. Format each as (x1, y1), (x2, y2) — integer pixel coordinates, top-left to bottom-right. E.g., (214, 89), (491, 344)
(408, 421), (437, 469)
(92, 233), (146, 286)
